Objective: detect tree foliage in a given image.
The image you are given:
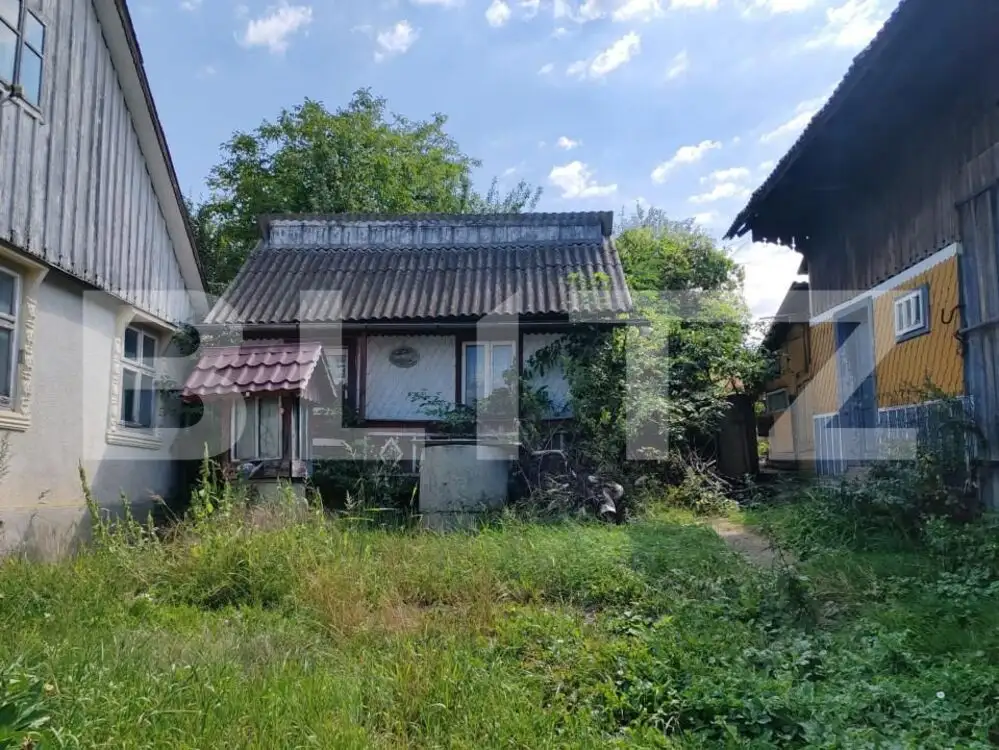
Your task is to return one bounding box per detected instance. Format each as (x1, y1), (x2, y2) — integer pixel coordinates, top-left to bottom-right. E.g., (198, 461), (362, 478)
(542, 206), (769, 478)
(189, 89), (541, 294)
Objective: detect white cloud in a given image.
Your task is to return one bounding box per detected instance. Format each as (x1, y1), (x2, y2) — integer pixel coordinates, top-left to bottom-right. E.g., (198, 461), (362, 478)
(375, 20), (419, 61)
(733, 242), (805, 319)
(553, 25), (570, 37)
(569, 31), (641, 79)
(411, 0), (462, 5)
(555, 0), (604, 23)
(689, 182), (751, 203)
(502, 166), (519, 177)
(666, 50), (689, 79)
(521, 0), (542, 18)
(702, 167), (750, 183)
(486, 0), (512, 26)
(743, 0), (814, 13)
(806, 0), (887, 50)
(668, 0), (719, 9)
(538, 62), (555, 75)
(612, 0), (663, 22)
(557, 136), (582, 150)
(693, 211), (717, 226)
(180, 0), (202, 10)
(759, 99), (821, 143)
(196, 64), (217, 78)
(758, 159), (776, 173)
(549, 161), (618, 198)
(238, 2), (313, 54)
(651, 139), (721, 183)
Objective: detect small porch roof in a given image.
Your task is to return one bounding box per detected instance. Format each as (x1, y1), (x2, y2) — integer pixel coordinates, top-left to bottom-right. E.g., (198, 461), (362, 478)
(182, 341), (336, 402)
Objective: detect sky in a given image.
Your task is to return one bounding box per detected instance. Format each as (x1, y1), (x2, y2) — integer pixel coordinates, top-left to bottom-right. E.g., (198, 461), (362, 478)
(129, 0), (900, 320)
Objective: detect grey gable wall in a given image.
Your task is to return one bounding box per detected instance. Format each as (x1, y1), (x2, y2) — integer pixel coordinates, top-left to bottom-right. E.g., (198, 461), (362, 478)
(0, 0), (195, 323)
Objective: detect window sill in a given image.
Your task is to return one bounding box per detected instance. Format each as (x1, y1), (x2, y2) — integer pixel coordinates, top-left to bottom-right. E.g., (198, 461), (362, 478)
(895, 326), (930, 345)
(106, 429), (163, 451)
(0, 87), (44, 124)
(0, 411), (30, 432)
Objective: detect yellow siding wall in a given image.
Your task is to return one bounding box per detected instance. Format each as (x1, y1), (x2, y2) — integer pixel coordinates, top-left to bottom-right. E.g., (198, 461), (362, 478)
(808, 322), (837, 415)
(768, 411), (795, 460)
(872, 256), (964, 407)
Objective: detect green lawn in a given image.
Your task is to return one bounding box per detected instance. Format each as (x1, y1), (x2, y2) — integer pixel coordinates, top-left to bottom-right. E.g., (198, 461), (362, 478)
(1, 501), (997, 748)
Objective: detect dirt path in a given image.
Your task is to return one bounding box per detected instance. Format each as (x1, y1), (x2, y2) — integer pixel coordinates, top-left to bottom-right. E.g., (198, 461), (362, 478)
(709, 519), (787, 569)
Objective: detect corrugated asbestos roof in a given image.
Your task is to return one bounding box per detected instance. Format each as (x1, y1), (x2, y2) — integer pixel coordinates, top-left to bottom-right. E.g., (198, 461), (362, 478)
(724, 0), (913, 241)
(205, 213), (633, 325)
(182, 342), (332, 401)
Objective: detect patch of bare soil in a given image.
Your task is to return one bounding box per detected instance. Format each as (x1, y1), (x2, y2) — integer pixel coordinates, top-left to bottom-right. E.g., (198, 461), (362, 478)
(709, 519), (788, 569)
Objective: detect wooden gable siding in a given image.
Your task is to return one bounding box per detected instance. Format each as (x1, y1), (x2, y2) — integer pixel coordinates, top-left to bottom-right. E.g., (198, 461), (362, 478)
(872, 255), (964, 407)
(0, 0), (193, 323)
(807, 59), (999, 317)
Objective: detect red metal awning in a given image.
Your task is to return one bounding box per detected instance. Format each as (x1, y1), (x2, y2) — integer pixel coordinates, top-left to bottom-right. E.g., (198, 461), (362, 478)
(182, 341), (335, 402)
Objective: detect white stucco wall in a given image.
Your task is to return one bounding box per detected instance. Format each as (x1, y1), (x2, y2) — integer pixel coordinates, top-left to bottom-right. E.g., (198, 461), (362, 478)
(523, 334), (572, 416)
(365, 335), (456, 421)
(0, 273), (181, 555)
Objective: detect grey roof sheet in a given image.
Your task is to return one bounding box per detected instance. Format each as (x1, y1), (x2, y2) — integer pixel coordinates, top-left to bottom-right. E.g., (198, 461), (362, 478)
(206, 213), (632, 325)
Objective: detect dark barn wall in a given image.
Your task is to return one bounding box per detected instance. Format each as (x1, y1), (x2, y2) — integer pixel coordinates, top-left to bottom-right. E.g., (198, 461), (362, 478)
(806, 49), (999, 315)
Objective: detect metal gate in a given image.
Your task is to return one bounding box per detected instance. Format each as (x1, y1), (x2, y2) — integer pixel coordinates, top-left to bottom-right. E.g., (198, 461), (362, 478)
(958, 187), (999, 509)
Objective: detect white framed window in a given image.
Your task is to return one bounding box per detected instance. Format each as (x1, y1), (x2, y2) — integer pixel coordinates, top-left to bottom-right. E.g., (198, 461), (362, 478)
(0, 0), (46, 108)
(0, 265), (20, 410)
(233, 395), (284, 460)
(765, 388), (790, 414)
(894, 286), (929, 341)
(119, 326), (158, 429)
(462, 341), (516, 404)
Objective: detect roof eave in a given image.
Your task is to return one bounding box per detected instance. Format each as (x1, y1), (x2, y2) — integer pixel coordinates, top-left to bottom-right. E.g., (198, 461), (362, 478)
(723, 0), (916, 242)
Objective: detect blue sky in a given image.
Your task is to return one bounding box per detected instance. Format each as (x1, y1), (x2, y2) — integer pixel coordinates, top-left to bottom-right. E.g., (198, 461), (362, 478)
(130, 0), (899, 318)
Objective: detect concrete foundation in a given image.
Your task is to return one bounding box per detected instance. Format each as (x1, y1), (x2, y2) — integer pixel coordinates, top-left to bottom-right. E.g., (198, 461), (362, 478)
(419, 441), (513, 531)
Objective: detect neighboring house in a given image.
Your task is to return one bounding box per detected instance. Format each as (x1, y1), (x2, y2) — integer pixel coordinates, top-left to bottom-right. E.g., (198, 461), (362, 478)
(0, 0), (205, 549)
(195, 212), (631, 473)
(759, 282), (814, 470)
(726, 0), (998, 498)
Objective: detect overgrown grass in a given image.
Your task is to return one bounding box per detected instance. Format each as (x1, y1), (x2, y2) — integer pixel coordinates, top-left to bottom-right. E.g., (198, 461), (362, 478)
(2, 482), (998, 747)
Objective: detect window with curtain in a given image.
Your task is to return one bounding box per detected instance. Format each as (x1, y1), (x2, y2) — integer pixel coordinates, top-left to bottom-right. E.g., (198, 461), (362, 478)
(462, 341), (515, 405)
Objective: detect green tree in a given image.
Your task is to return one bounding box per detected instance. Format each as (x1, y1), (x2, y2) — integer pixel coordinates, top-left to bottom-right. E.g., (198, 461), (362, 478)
(190, 89), (541, 294)
(546, 206), (768, 475)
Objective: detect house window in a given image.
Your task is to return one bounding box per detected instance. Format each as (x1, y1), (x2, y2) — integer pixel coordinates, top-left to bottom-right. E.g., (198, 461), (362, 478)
(462, 341), (516, 404)
(233, 395), (284, 460)
(0, 266), (19, 409)
(894, 286), (929, 342)
(0, 1), (46, 108)
(325, 346), (348, 389)
(765, 388), (790, 414)
(119, 326), (158, 429)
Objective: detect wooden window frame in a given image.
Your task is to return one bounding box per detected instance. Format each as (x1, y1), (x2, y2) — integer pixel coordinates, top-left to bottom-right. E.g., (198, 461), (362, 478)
(231, 395), (285, 461)
(893, 285), (930, 343)
(0, 264), (20, 410)
(764, 388), (790, 414)
(0, 1), (46, 109)
(460, 340), (517, 405)
(118, 325), (158, 430)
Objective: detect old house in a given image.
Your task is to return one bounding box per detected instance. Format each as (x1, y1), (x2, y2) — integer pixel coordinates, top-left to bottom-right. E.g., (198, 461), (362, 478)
(727, 0), (998, 500)
(0, 0), (205, 548)
(760, 282), (814, 470)
(193, 212), (632, 478)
